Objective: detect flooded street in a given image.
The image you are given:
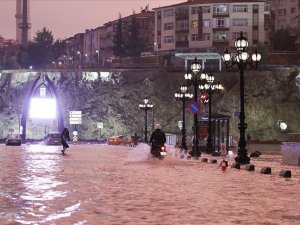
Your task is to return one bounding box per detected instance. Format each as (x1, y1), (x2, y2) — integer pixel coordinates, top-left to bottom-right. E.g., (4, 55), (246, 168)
(0, 143), (300, 225)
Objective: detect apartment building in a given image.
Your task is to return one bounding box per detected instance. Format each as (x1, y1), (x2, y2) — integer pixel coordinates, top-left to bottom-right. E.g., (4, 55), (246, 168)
(153, 0), (269, 53)
(83, 26), (107, 68)
(104, 9), (155, 55)
(269, 0), (299, 31)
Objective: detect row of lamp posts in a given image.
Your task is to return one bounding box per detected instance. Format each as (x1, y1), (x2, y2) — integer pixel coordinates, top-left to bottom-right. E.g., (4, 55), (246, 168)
(138, 31), (261, 164)
(173, 31), (261, 163)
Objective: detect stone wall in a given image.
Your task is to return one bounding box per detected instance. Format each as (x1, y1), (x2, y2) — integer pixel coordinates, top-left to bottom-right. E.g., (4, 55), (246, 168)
(0, 68), (299, 142)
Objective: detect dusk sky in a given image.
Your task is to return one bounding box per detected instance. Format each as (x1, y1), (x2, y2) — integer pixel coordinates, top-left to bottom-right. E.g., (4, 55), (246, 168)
(0, 0), (183, 40)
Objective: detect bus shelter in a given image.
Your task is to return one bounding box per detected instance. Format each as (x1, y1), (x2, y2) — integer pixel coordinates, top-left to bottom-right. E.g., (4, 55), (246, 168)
(197, 113), (231, 153)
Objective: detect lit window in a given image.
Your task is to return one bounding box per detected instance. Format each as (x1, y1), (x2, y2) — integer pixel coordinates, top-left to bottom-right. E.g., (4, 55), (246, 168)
(191, 20), (198, 28)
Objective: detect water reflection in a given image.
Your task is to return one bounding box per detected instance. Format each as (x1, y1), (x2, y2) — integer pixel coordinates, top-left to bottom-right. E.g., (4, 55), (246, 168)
(0, 144), (81, 224)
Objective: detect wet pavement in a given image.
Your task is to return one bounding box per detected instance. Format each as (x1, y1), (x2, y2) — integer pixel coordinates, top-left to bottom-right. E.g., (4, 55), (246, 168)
(0, 143), (299, 225)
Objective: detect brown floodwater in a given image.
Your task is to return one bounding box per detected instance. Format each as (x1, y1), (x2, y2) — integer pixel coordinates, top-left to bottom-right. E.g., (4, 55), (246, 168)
(0, 143), (299, 225)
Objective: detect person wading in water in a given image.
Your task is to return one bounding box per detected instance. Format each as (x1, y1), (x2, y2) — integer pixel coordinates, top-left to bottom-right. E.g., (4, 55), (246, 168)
(61, 128), (71, 154)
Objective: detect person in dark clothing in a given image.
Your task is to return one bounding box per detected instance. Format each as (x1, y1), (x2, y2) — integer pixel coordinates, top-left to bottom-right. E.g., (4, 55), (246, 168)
(61, 128), (71, 154)
(150, 124), (166, 157)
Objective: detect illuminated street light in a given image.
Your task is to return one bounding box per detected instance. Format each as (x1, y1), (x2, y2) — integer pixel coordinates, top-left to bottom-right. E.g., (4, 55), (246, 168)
(199, 73), (223, 154)
(95, 50), (100, 69)
(154, 42), (158, 64)
(77, 51), (82, 69)
(222, 31), (261, 164)
(175, 84), (193, 150)
(184, 58), (207, 157)
(139, 98), (154, 143)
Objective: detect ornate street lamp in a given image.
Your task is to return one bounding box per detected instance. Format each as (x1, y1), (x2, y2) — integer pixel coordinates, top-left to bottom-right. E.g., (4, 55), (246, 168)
(139, 98), (153, 143)
(184, 58), (207, 157)
(222, 31), (261, 164)
(175, 84), (193, 150)
(199, 74), (223, 154)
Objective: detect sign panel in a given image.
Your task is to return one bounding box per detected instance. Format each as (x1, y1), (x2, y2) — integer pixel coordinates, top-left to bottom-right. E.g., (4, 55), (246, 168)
(199, 93), (209, 103)
(69, 111), (82, 117)
(178, 121), (183, 129)
(188, 101), (202, 114)
(70, 118), (82, 125)
(97, 122), (104, 129)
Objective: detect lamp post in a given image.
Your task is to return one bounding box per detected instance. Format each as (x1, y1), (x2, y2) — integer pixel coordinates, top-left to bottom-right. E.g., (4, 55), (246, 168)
(184, 58), (207, 157)
(199, 74), (223, 154)
(139, 98), (153, 143)
(77, 51), (81, 69)
(154, 42), (158, 64)
(175, 84), (193, 150)
(222, 31), (261, 164)
(95, 49), (100, 69)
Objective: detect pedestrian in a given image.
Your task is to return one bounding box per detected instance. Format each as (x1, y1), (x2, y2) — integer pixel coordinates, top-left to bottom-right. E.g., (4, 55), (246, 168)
(219, 158), (228, 171)
(61, 128), (71, 154)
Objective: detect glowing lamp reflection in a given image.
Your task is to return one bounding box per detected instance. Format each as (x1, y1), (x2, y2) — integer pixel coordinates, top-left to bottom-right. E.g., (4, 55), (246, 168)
(29, 98), (57, 119)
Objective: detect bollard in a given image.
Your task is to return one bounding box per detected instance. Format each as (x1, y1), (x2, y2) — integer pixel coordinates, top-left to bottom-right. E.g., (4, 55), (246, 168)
(212, 152), (221, 157)
(279, 169), (292, 178)
(260, 167), (271, 174)
(245, 164), (255, 171)
(250, 152), (260, 157)
(201, 158), (208, 163)
(231, 162), (240, 169)
(210, 159), (218, 164)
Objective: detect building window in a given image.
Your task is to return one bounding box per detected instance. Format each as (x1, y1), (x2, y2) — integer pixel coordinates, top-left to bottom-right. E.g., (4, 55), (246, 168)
(278, 9), (286, 16)
(203, 19), (211, 28)
(191, 34), (198, 41)
(253, 14), (259, 26)
(213, 4), (229, 15)
(164, 36), (174, 44)
(253, 30), (258, 41)
(191, 20), (198, 28)
(203, 33), (210, 41)
(164, 9), (174, 17)
(233, 18), (248, 26)
(216, 18), (225, 28)
(278, 0), (286, 6)
(291, 7), (296, 13)
(164, 22), (174, 30)
(191, 7), (198, 14)
(157, 11), (161, 20)
(232, 5), (248, 13)
(176, 20), (189, 31)
(202, 6), (211, 13)
(213, 31), (228, 41)
(278, 19), (286, 28)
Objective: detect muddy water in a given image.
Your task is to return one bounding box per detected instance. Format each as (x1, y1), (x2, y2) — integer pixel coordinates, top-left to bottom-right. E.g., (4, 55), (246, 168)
(0, 143), (299, 225)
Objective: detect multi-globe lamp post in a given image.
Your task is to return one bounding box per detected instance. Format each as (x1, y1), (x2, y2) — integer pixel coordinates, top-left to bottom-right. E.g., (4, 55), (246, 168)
(174, 84), (193, 150)
(222, 31), (261, 164)
(199, 74), (223, 154)
(184, 59), (207, 157)
(139, 98), (153, 143)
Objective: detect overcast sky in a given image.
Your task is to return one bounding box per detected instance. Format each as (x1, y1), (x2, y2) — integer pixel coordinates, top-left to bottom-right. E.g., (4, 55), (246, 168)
(0, 0), (183, 40)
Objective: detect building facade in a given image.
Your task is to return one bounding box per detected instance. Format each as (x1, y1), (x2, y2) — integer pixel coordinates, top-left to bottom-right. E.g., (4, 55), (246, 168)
(154, 0), (269, 53)
(83, 26), (107, 68)
(104, 9), (155, 55)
